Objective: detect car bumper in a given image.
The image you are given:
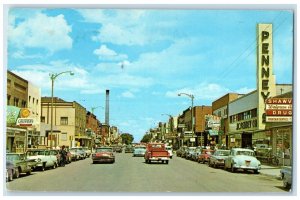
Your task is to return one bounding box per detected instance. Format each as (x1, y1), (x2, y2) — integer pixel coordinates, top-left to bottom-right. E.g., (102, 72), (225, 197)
(234, 164), (261, 170)
(92, 157), (114, 162)
(133, 153), (145, 157)
(148, 157), (169, 161)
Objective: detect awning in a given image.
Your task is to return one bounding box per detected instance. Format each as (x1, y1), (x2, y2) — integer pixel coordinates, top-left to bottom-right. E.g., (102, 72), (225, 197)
(208, 130), (219, 136)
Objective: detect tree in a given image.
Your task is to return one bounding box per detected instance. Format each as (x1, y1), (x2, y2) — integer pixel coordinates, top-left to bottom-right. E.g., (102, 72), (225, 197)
(121, 133), (134, 145)
(140, 134), (152, 143)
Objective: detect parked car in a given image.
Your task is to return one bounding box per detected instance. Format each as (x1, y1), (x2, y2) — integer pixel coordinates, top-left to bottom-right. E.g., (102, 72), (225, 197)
(186, 147), (197, 160)
(191, 147), (202, 161)
(6, 153), (32, 178)
(6, 160), (15, 182)
(92, 147), (115, 164)
(208, 149), (230, 168)
(224, 148), (261, 174)
(197, 149), (215, 163)
(176, 146), (187, 157)
(69, 149), (81, 161)
(165, 146), (173, 159)
(70, 147), (87, 159)
(26, 149), (58, 171)
(133, 145), (147, 157)
(82, 147), (92, 157)
(182, 147), (191, 158)
(280, 166), (292, 189)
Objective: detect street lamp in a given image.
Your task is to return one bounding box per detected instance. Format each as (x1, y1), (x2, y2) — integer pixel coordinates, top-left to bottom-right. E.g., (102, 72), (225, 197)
(178, 92), (195, 146)
(49, 71), (74, 148)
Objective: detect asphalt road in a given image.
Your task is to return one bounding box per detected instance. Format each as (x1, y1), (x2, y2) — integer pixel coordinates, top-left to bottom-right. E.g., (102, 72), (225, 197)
(5, 152), (288, 194)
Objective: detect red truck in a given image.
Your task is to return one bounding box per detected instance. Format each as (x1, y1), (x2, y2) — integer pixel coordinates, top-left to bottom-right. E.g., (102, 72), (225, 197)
(144, 143), (170, 164)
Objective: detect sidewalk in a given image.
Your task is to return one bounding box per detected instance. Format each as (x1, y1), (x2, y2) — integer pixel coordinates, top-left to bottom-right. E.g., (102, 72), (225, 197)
(259, 164), (283, 179)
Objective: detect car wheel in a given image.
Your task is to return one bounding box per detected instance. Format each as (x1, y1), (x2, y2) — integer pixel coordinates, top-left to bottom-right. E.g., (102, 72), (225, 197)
(9, 170), (14, 181)
(283, 178), (291, 189)
(231, 164), (235, 173)
(254, 169), (259, 174)
(41, 163), (45, 171)
(166, 160), (169, 164)
(53, 163), (57, 169)
(14, 168), (20, 179)
(26, 168), (32, 175)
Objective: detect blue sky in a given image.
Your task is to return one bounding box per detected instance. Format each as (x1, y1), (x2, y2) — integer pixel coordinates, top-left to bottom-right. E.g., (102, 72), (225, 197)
(6, 8), (294, 142)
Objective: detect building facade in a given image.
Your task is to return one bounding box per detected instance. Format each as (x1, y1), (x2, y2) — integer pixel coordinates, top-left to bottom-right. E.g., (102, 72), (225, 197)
(212, 93), (242, 147)
(177, 106), (212, 147)
(41, 97), (87, 148)
(6, 70), (28, 153)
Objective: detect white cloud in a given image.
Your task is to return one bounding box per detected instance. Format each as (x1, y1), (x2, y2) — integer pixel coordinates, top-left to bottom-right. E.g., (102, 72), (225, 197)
(78, 9), (173, 46)
(10, 51), (43, 59)
(122, 91), (135, 98)
(8, 12), (72, 52)
(93, 45), (128, 61)
(11, 62), (94, 96)
(235, 87), (256, 94)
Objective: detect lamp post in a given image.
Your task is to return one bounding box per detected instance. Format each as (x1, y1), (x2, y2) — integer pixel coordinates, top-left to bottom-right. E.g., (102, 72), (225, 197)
(178, 93), (195, 146)
(49, 71), (74, 148)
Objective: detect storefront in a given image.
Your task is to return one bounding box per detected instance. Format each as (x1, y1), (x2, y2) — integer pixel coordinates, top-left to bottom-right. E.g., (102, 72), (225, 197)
(6, 127), (27, 153)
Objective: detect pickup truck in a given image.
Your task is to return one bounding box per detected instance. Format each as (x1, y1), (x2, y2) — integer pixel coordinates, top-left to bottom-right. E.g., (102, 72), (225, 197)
(144, 143), (170, 164)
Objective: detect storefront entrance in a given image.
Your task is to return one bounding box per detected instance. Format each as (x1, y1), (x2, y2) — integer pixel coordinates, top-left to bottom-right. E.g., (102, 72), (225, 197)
(242, 133), (252, 148)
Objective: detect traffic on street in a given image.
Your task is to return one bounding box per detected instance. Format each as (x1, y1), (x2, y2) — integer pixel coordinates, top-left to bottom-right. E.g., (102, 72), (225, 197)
(5, 146), (289, 193)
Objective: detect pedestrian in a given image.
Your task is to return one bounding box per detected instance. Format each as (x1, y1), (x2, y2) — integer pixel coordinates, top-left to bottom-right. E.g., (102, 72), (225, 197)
(60, 145), (67, 167)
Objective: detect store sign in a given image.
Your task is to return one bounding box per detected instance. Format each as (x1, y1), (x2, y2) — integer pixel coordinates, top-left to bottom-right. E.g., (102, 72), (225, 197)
(266, 98), (292, 122)
(257, 24), (276, 128)
(6, 106), (21, 124)
(16, 118), (34, 126)
(236, 119), (258, 130)
(266, 116), (292, 122)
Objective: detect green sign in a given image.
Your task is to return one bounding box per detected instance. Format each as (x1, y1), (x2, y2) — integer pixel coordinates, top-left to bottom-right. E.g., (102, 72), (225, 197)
(6, 106), (21, 124)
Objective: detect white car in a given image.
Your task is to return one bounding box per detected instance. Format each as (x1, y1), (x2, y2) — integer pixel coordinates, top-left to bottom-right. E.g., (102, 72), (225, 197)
(224, 148), (261, 174)
(166, 146), (173, 159)
(26, 149), (58, 171)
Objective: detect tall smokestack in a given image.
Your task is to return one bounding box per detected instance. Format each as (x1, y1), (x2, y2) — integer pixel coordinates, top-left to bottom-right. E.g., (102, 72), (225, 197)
(105, 89), (109, 125)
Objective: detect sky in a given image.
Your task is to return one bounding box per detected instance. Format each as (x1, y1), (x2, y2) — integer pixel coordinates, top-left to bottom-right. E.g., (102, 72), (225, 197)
(5, 7), (294, 142)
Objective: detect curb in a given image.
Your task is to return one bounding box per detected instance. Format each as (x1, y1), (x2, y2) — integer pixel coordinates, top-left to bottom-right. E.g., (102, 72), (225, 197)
(260, 171), (281, 180)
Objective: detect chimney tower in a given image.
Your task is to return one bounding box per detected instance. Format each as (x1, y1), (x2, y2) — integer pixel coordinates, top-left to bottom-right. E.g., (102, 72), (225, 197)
(105, 89), (109, 125)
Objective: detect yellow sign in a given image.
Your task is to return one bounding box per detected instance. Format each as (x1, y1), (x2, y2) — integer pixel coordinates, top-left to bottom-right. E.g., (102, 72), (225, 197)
(20, 108), (30, 118)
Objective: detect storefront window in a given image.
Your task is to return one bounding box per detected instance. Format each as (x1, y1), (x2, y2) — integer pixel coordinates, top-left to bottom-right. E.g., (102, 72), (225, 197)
(276, 128), (291, 159)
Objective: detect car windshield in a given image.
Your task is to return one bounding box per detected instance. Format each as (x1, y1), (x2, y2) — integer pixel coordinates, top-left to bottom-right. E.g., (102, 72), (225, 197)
(135, 147), (146, 150)
(27, 151), (45, 156)
(6, 154), (20, 161)
(215, 151), (230, 156)
(236, 150), (254, 156)
(96, 148), (113, 152)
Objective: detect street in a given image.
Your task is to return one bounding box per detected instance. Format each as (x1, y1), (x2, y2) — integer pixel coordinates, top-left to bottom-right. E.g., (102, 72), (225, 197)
(5, 152), (288, 194)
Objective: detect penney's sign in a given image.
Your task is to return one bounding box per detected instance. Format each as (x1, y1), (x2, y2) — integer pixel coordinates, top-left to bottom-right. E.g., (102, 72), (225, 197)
(257, 24), (276, 128)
